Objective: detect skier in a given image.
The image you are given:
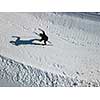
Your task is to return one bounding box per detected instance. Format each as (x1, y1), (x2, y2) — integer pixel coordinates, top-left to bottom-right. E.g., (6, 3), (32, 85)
(38, 28), (48, 45)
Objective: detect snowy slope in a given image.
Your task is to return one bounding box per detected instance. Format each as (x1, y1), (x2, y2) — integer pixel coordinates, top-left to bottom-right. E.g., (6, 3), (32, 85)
(0, 54), (100, 87)
(0, 12), (100, 86)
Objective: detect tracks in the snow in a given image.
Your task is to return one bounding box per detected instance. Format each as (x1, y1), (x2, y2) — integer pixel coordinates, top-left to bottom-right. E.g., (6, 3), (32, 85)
(56, 29), (100, 48)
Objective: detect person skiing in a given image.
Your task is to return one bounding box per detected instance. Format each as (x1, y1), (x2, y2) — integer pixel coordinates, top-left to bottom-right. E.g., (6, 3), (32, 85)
(38, 28), (48, 45)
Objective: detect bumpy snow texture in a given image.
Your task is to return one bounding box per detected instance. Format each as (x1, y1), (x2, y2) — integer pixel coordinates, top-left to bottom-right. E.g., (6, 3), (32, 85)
(0, 55), (100, 87)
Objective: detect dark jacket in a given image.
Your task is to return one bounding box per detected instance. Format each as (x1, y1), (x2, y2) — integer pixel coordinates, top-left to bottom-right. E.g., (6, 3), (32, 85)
(40, 33), (48, 41)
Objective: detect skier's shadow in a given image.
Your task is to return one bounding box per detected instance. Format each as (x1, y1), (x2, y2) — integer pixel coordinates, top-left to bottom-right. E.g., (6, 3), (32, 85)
(9, 36), (44, 46)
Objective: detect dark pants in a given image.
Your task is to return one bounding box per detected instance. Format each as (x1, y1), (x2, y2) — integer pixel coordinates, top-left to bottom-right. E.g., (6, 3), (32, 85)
(39, 39), (47, 45)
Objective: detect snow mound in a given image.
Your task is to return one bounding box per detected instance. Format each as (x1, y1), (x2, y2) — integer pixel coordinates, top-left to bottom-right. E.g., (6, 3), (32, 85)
(0, 55), (100, 87)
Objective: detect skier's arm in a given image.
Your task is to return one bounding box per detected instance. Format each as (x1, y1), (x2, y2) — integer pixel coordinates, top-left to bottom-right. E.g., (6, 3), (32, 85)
(38, 28), (45, 34)
(34, 32), (40, 36)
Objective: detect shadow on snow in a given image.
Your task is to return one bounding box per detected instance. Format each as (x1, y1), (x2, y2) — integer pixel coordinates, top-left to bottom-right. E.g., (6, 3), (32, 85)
(9, 36), (44, 46)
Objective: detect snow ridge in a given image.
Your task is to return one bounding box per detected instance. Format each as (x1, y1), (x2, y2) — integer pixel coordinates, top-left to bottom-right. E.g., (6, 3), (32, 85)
(0, 55), (100, 87)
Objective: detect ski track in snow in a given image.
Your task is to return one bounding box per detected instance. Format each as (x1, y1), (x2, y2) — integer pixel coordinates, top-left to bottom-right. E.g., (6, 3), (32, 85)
(0, 12), (100, 86)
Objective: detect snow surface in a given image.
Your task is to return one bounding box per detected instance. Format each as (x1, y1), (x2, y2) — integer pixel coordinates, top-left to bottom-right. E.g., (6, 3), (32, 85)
(0, 12), (100, 86)
(0, 54), (100, 87)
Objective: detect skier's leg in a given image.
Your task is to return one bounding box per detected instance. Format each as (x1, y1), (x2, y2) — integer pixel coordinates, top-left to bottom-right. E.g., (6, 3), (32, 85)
(39, 38), (43, 42)
(44, 40), (47, 45)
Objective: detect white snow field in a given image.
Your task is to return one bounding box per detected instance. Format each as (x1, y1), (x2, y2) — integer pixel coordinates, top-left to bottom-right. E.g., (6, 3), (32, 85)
(0, 12), (100, 87)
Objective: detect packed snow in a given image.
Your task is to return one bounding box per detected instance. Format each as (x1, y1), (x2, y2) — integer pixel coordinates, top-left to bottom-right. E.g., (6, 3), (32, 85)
(0, 12), (100, 86)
